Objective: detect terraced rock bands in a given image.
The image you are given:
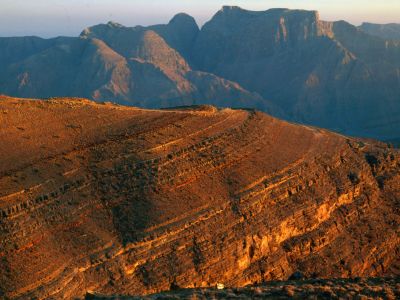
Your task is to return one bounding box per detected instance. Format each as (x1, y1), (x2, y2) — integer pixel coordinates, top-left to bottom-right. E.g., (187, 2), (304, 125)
(0, 96), (399, 299)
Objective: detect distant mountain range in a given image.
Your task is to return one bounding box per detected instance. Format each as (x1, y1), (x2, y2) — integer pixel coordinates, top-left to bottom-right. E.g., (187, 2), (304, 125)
(1, 6), (400, 141)
(359, 22), (400, 40)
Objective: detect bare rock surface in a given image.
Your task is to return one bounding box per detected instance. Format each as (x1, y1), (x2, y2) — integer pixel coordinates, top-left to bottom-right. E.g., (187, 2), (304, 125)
(0, 96), (399, 299)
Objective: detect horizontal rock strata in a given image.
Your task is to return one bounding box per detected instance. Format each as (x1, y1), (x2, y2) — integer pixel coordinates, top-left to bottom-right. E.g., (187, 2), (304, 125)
(0, 96), (399, 299)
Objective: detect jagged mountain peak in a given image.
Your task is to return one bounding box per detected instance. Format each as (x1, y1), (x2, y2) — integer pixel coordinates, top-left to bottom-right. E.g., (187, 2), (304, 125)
(79, 23), (190, 71)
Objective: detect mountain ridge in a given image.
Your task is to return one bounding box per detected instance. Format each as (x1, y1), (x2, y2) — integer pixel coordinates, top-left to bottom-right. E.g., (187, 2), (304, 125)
(359, 22), (400, 40)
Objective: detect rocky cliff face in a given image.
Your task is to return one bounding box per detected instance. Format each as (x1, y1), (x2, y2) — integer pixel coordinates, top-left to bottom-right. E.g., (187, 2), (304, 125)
(192, 7), (400, 142)
(0, 96), (399, 299)
(192, 7), (326, 69)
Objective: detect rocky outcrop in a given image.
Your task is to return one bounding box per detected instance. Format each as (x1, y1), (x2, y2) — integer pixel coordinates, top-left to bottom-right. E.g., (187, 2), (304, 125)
(0, 96), (399, 299)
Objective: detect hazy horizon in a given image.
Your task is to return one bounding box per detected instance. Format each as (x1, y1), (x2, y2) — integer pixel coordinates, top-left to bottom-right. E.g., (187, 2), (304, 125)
(1, 0), (400, 38)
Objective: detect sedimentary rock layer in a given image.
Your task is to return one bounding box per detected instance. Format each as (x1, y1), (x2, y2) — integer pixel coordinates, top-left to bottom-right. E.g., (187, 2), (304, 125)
(0, 96), (399, 299)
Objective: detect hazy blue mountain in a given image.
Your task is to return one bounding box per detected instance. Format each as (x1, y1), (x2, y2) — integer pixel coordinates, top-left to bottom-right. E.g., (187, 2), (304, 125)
(359, 22), (400, 40)
(192, 6), (400, 141)
(0, 18), (271, 112)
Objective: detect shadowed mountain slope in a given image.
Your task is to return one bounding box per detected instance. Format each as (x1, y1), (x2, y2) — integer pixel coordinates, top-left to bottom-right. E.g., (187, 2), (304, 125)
(192, 6), (400, 141)
(0, 18), (270, 112)
(148, 13), (200, 62)
(0, 96), (399, 299)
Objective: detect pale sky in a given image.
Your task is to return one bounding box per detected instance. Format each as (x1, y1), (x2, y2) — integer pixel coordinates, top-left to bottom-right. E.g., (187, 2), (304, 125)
(1, 0), (399, 37)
